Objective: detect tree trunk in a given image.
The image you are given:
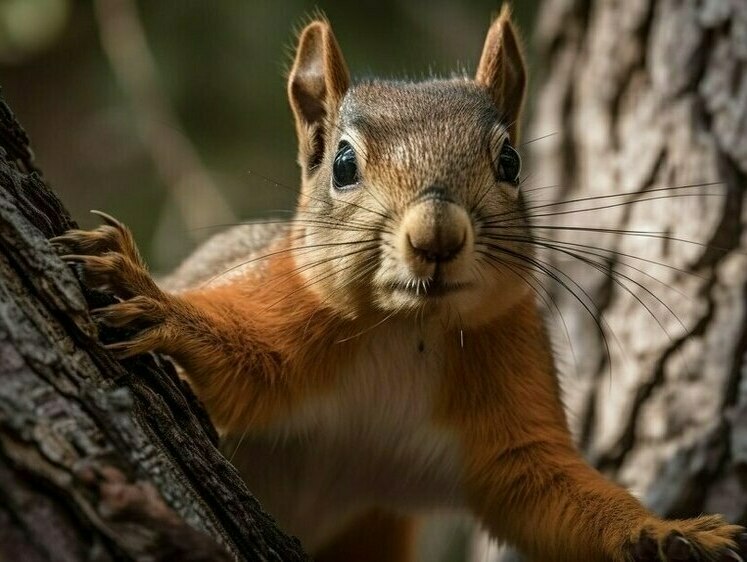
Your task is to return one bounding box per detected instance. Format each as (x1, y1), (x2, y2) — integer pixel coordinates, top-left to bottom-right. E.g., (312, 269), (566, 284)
(472, 0), (747, 560)
(0, 91), (308, 561)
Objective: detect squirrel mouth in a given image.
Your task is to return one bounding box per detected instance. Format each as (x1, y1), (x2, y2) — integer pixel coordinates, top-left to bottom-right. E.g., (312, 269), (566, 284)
(387, 279), (472, 298)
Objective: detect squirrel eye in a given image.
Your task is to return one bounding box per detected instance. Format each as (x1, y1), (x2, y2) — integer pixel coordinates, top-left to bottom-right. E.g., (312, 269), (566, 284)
(332, 141), (359, 190)
(496, 141), (521, 185)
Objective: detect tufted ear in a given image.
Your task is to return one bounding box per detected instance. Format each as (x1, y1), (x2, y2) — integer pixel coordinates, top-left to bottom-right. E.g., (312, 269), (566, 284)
(475, 5), (527, 142)
(288, 20), (350, 175)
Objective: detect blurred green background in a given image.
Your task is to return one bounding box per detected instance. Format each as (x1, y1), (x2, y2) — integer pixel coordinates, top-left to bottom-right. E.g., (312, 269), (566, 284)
(0, 0), (539, 275)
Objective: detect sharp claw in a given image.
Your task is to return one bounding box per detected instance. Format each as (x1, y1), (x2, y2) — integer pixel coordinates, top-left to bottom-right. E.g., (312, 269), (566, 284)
(60, 254), (87, 263)
(720, 549), (743, 562)
(103, 342), (137, 358)
(103, 341), (131, 350)
(666, 536), (695, 561)
(90, 307), (116, 319)
(91, 308), (137, 328)
(90, 209), (122, 227)
(103, 340), (151, 359)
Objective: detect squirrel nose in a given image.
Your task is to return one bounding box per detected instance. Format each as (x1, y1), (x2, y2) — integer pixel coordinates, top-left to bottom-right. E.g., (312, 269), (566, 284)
(408, 229), (465, 263)
(402, 197), (470, 264)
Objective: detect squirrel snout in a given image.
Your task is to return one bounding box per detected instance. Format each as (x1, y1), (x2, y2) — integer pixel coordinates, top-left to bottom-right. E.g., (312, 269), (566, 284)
(402, 200), (471, 264)
(407, 229), (465, 263)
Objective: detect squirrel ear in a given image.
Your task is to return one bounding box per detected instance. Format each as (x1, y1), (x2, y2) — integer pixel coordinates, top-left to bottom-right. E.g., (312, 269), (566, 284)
(475, 5), (527, 141)
(288, 20), (350, 172)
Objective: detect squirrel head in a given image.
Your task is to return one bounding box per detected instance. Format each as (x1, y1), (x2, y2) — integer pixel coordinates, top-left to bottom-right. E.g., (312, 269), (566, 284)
(286, 7), (532, 327)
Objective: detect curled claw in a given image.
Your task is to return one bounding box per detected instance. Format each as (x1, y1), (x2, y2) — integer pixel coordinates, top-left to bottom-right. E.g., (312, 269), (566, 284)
(52, 213), (170, 357)
(103, 330), (161, 359)
(49, 235), (76, 247)
(103, 340), (141, 359)
(50, 211), (145, 268)
(52, 228), (121, 256)
(57, 241), (160, 300)
(59, 253), (89, 262)
(58, 252), (128, 294)
(89, 209), (124, 228)
(91, 296), (166, 328)
(93, 297), (169, 358)
(720, 549), (743, 562)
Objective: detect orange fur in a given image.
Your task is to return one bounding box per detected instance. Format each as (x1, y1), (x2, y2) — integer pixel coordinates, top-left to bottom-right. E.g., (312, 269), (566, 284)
(157, 246), (361, 431)
(439, 297), (650, 560)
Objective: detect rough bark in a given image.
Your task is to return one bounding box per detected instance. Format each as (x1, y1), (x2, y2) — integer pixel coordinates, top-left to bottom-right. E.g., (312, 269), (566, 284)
(0, 90), (308, 561)
(532, 0), (747, 514)
(472, 0), (747, 560)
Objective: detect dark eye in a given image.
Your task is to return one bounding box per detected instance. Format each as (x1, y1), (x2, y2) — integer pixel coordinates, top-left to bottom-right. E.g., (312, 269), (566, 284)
(496, 141), (521, 185)
(332, 141), (359, 189)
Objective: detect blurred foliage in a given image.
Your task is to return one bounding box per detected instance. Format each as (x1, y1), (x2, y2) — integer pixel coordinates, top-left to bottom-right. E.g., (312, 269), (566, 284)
(0, 0), (539, 272)
(0, 0), (70, 63)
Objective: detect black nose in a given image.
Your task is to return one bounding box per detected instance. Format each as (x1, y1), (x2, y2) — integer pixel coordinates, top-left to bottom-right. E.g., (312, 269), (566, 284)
(408, 230), (465, 263)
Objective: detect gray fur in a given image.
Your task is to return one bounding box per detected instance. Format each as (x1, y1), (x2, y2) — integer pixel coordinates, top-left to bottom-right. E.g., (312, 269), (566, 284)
(160, 221), (289, 292)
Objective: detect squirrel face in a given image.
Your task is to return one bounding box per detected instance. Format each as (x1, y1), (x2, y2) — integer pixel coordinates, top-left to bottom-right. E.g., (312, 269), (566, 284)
(287, 16), (530, 326)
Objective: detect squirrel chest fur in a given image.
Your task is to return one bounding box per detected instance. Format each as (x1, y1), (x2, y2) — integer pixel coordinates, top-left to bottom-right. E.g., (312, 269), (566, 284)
(226, 319), (464, 550)
(56, 6), (747, 562)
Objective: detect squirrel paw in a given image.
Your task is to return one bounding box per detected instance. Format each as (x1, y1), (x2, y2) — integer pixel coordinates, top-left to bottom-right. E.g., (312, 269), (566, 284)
(51, 210), (161, 301)
(93, 296), (170, 358)
(629, 516), (746, 562)
(52, 211), (171, 357)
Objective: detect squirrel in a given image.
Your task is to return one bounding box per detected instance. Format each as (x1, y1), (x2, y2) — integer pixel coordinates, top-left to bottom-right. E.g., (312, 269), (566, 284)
(53, 6), (747, 562)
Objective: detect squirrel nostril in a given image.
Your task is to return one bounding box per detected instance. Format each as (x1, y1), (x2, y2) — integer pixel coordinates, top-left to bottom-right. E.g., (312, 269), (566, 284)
(407, 231), (466, 263)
